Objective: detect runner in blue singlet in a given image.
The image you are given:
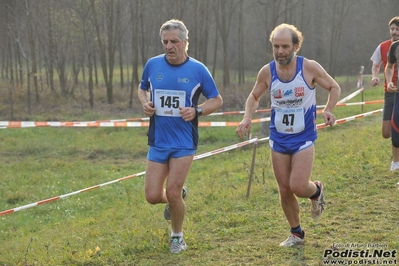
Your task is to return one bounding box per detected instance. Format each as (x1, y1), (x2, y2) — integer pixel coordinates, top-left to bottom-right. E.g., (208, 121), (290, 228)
(138, 19), (223, 254)
(236, 23), (340, 247)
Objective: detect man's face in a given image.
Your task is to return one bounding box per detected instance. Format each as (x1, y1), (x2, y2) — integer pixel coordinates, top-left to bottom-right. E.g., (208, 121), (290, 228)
(390, 23), (399, 42)
(161, 29), (187, 65)
(272, 29), (297, 66)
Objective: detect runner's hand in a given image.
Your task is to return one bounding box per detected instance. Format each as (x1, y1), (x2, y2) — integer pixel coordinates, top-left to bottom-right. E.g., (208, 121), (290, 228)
(387, 81), (398, 92)
(236, 118), (251, 139)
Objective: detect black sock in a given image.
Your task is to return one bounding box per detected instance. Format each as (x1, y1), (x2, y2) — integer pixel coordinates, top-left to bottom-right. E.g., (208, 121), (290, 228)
(291, 225), (303, 238)
(309, 183), (320, 200)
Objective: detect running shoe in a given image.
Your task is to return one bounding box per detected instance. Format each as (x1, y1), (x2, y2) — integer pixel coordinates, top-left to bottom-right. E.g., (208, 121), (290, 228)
(279, 231), (305, 247)
(310, 181), (325, 219)
(170, 236), (187, 253)
(390, 161), (399, 171)
(164, 186), (188, 220)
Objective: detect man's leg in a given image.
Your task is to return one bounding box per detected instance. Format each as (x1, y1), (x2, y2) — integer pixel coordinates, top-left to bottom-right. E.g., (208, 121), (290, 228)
(272, 148), (313, 247)
(145, 160), (168, 204)
(382, 120), (391, 139)
(271, 150), (300, 228)
(290, 145), (316, 199)
(166, 155), (193, 234)
(272, 146), (316, 226)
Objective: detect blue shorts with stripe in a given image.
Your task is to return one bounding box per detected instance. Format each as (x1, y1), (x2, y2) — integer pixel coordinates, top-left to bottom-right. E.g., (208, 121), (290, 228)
(147, 146), (196, 164)
(269, 139), (314, 155)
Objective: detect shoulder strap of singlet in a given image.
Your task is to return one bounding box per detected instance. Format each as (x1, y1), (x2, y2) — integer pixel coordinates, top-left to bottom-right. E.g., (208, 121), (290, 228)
(296, 56), (303, 73)
(270, 60), (277, 83)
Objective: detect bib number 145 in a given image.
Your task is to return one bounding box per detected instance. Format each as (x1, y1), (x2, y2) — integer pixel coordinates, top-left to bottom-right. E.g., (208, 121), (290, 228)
(154, 89), (186, 117)
(159, 95), (180, 108)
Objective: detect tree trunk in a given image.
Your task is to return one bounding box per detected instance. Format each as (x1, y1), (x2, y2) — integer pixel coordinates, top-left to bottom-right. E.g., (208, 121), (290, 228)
(238, 0), (244, 85)
(27, 1), (39, 104)
(47, 2), (55, 92)
(119, 41), (124, 88)
(93, 51), (99, 87)
(88, 57), (94, 108)
(129, 0), (140, 108)
(92, 0), (110, 102)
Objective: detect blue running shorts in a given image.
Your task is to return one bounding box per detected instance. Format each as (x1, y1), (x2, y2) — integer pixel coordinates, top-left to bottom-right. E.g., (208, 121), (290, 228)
(147, 147), (196, 164)
(269, 139), (314, 155)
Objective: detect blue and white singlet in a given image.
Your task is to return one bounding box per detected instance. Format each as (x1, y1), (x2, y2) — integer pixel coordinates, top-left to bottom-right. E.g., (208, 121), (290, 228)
(269, 56), (317, 143)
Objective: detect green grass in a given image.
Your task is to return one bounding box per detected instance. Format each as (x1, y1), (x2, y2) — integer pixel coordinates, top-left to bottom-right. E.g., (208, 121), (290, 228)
(1, 85), (398, 265)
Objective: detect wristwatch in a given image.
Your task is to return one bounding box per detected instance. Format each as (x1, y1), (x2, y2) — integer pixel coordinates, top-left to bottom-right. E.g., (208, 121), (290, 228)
(196, 107), (203, 117)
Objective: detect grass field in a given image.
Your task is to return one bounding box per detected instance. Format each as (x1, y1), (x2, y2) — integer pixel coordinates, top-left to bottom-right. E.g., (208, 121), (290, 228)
(1, 85), (398, 265)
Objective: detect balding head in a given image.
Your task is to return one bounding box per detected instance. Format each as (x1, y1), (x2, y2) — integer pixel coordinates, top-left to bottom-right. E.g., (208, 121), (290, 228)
(269, 23), (304, 52)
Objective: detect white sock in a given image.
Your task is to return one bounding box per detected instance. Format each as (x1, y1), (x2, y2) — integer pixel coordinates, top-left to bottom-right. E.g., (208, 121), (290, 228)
(171, 232), (183, 238)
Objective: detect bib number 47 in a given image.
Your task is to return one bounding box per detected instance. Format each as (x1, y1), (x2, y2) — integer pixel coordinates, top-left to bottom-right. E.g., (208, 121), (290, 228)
(282, 113), (294, 126)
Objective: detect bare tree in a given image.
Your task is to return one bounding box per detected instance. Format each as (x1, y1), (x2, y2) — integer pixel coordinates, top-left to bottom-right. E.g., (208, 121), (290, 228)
(237, 0), (244, 85)
(91, 0), (129, 104)
(44, 0), (55, 92)
(192, 0), (212, 65)
(69, 0), (96, 108)
(161, 0), (187, 20)
(119, 40), (124, 88)
(26, 0), (39, 104)
(327, 0), (354, 77)
(129, 0), (140, 108)
(214, 0), (242, 87)
(2, 0), (16, 118)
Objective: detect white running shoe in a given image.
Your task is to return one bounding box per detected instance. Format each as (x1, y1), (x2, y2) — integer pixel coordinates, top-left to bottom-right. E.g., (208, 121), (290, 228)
(310, 181), (325, 219)
(170, 236), (187, 253)
(164, 186), (188, 220)
(390, 161), (399, 171)
(279, 232), (305, 247)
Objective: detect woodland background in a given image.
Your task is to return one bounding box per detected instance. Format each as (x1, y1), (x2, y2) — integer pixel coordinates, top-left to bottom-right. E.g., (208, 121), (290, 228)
(0, 0), (397, 120)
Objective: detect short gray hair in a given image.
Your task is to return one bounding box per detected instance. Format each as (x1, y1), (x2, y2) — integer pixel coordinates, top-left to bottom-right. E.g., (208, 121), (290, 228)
(159, 19), (189, 41)
(159, 19), (189, 52)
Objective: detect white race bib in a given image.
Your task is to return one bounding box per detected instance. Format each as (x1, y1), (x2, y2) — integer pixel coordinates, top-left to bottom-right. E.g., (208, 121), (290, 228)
(154, 89), (186, 117)
(274, 107), (305, 134)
